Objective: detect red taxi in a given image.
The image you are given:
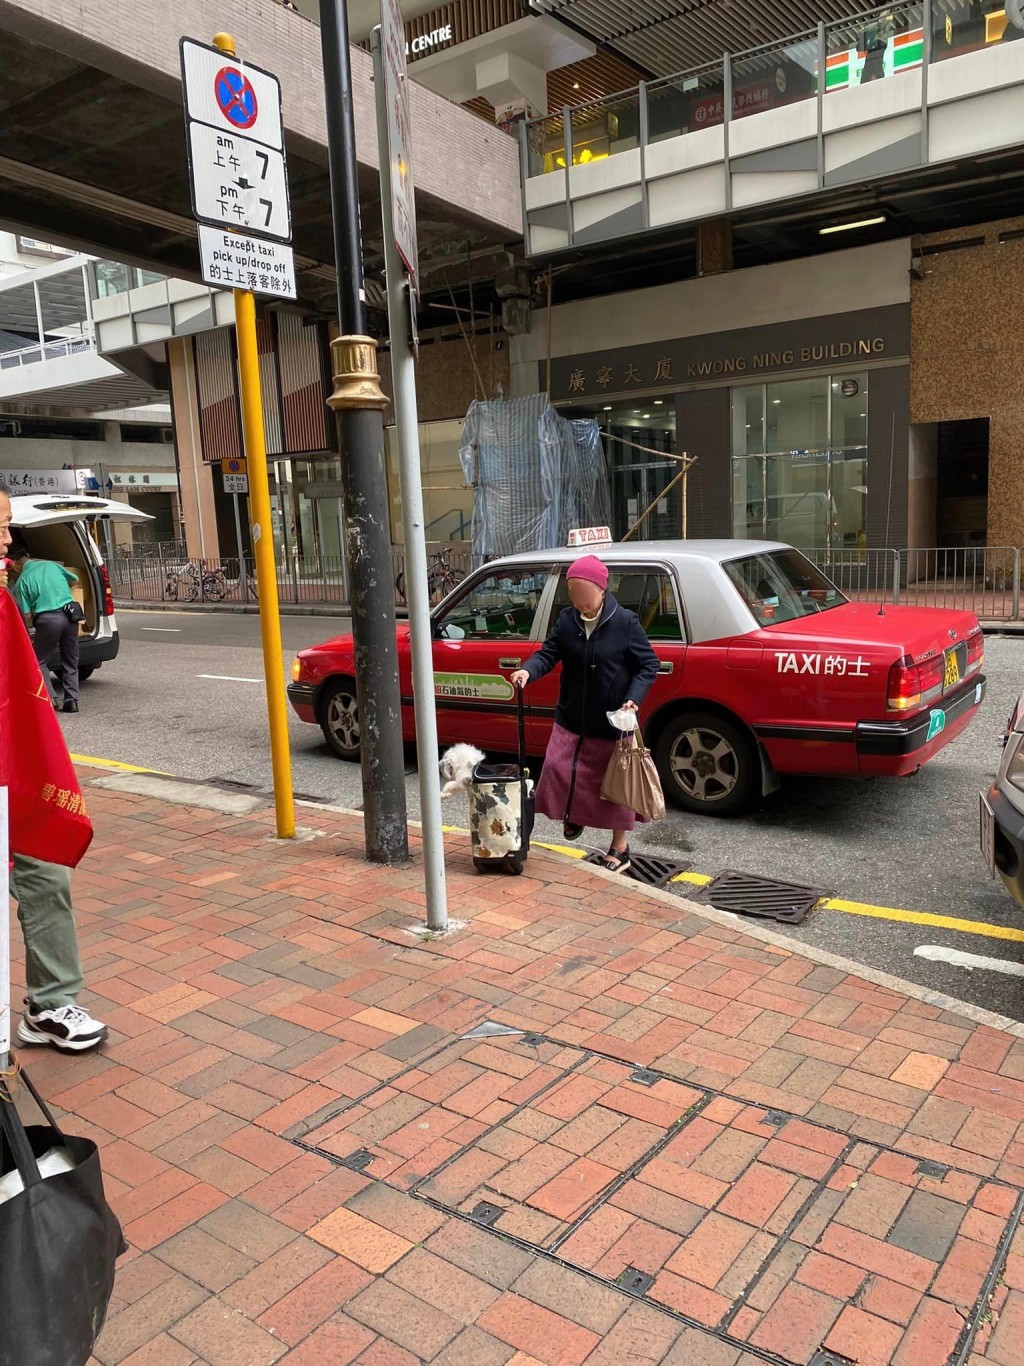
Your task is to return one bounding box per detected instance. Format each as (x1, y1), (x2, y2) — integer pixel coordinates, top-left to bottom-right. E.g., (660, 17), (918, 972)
(288, 541), (986, 816)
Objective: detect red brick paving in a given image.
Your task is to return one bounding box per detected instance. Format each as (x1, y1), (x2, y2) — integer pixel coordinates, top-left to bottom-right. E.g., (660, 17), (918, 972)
(10, 775), (1021, 1365)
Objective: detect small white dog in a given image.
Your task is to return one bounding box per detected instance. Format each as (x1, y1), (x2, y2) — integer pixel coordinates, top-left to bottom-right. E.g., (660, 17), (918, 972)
(439, 744), (485, 797)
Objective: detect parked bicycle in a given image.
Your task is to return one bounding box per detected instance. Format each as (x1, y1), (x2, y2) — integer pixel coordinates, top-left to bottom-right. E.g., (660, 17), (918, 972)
(201, 560), (260, 602)
(164, 560), (257, 603)
(395, 547), (463, 606)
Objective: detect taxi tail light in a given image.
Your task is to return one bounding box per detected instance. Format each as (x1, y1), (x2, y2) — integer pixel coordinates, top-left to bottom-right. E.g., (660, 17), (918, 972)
(887, 659), (924, 713)
(99, 562), (115, 617)
(967, 629), (984, 669)
(888, 652), (945, 713)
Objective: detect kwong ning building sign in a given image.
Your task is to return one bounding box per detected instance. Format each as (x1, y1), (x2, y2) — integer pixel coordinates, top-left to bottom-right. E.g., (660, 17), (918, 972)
(550, 305), (910, 401)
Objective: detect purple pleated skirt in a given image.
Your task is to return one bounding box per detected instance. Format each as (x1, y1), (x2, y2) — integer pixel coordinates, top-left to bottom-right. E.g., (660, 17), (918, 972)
(535, 723), (649, 832)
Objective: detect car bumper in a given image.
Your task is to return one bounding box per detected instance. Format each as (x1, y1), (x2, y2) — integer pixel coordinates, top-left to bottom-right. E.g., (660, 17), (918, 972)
(856, 674), (985, 772)
(47, 628), (119, 670)
(287, 681), (317, 723)
(981, 782), (1024, 907)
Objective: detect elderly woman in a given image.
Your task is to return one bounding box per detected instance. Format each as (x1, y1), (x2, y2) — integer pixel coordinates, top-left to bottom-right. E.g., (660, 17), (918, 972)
(512, 555), (659, 873)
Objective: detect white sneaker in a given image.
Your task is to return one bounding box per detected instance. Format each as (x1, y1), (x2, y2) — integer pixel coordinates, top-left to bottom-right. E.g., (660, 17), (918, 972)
(17, 1001), (108, 1053)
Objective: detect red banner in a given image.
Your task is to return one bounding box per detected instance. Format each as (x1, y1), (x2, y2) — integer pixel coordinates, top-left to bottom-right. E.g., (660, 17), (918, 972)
(0, 590), (92, 866)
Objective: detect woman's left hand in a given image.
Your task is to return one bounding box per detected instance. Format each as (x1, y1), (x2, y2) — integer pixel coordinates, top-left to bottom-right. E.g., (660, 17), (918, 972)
(622, 700), (638, 712)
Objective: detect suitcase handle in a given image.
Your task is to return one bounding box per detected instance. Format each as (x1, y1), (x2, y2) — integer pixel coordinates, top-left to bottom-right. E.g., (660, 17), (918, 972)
(516, 682), (527, 774)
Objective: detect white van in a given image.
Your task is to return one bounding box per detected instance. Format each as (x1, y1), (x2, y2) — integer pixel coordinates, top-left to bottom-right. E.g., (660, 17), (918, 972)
(9, 494), (151, 681)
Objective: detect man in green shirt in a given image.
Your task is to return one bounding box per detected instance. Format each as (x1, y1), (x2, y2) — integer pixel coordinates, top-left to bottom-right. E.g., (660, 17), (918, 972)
(10, 541), (81, 713)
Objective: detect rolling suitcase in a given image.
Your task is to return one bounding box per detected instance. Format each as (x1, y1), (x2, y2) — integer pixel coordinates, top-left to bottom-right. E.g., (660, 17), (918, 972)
(470, 686), (534, 875)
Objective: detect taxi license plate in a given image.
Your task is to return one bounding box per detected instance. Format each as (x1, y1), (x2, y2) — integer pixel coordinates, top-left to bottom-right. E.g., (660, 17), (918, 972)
(979, 791), (996, 878)
(943, 643), (967, 690)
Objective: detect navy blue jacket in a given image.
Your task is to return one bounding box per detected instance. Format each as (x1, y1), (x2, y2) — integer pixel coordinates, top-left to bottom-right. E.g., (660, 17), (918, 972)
(523, 593), (659, 740)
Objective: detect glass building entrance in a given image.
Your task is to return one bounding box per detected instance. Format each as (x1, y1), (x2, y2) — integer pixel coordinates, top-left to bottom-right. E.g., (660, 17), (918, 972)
(731, 373), (868, 554)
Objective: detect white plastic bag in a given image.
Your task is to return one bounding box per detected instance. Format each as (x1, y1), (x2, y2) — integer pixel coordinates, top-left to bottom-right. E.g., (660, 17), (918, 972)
(0, 1144), (75, 1206)
(607, 708), (638, 733)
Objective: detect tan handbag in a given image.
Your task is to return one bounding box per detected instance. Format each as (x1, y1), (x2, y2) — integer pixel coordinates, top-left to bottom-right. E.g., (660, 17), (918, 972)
(601, 725), (666, 822)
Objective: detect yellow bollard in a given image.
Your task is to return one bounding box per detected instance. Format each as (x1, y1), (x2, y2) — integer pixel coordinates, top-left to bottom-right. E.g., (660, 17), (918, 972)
(212, 32), (295, 840)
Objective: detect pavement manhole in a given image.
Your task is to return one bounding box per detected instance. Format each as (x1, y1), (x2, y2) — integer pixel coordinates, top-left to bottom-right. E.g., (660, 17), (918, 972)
(300, 1038), (1024, 1366)
(695, 870), (828, 925)
(584, 851), (692, 888)
(554, 1101), (1023, 1365)
(413, 1056), (707, 1250)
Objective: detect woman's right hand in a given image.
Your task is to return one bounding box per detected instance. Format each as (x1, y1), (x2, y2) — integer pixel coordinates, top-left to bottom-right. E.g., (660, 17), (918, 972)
(510, 670), (530, 691)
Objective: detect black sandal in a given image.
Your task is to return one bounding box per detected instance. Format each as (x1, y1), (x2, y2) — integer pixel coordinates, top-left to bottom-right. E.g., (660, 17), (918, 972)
(599, 845), (631, 874)
(563, 821), (585, 841)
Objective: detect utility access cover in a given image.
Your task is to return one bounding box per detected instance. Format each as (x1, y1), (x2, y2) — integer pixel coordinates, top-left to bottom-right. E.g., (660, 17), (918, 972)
(303, 1034), (1023, 1366)
(697, 870), (828, 924)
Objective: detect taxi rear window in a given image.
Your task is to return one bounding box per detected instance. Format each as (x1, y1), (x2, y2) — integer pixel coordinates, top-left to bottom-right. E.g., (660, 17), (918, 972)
(724, 549), (846, 627)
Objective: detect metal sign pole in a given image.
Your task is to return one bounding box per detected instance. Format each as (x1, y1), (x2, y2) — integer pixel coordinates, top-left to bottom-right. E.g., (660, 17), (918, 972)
(232, 492), (247, 601)
(371, 28), (447, 932)
(212, 32), (295, 839)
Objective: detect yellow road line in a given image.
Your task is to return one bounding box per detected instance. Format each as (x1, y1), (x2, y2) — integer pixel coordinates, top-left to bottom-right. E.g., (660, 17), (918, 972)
(70, 753), (169, 776)
(371, 826), (1024, 945)
(817, 897), (1024, 944)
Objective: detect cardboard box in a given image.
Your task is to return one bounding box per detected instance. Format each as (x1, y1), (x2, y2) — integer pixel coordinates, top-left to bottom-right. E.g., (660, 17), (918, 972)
(70, 583), (87, 636)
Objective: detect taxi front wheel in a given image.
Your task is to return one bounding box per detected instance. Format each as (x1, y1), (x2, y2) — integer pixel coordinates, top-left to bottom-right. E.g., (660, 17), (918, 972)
(656, 710), (758, 817)
(318, 679), (361, 761)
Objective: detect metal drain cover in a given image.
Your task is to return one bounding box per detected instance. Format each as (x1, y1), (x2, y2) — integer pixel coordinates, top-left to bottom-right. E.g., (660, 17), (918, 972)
(917, 1158), (949, 1179)
(339, 1149), (376, 1172)
(696, 870), (828, 925)
(584, 852), (692, 888)
(467, 1201), (503, 1227)
(615, 1266), (655, 1296)
(809, 1352), (856, 1366)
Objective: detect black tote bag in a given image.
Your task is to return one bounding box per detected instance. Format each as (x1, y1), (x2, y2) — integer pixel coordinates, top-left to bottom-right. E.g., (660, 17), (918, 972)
(0, 1070), (126, 1366)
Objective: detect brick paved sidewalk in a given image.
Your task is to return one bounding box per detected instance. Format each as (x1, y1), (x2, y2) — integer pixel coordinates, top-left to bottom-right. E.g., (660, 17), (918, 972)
(11, 773), (1024, 1366)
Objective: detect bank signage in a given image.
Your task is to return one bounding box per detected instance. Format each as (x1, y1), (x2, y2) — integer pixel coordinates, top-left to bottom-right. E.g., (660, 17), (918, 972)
(551, 304), (910, 402)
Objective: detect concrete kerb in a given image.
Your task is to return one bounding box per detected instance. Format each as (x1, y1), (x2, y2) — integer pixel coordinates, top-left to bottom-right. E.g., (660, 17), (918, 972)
(78, 767), (1024, 1042)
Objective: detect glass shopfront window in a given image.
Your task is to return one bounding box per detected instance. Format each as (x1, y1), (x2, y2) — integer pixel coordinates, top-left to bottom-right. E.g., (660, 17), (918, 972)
(732, 373), (868, 554)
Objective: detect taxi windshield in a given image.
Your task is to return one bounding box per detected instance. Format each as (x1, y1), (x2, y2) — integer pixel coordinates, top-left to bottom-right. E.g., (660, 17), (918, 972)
(724, 549), (847, 627)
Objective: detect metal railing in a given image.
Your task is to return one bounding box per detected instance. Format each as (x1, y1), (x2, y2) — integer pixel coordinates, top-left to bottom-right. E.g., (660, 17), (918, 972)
(109, 542), (1024, 623)
(809, 545), (1022, 622)
(0, 334), (96, 370)
(900, 546), (1020, 622)
(522, 0), (999, 182)
(109, 545), (474, 610)
(807, 548), (902, 605)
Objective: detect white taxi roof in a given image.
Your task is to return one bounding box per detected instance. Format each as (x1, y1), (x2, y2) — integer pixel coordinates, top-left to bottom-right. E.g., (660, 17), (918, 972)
(488, 540), (796, 643)
(496, 539), (789, 567)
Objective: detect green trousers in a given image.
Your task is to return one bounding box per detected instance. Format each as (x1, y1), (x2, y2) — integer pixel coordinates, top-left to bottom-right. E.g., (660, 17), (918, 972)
(9, 854), (84, 1010)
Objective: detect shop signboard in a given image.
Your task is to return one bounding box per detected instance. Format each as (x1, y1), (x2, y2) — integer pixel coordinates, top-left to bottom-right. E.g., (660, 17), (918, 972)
(552, 303), (910, 401)
(0, 468), (85, 494)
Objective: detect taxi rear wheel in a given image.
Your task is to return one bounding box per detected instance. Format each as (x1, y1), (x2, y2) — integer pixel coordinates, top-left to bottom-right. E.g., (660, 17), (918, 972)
(319, 679), (361, 760)
(656, 710), (758, 816)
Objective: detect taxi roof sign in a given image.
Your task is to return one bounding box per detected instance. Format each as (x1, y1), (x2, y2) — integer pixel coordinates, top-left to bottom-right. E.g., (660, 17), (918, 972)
(568, 526), (613, 547)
